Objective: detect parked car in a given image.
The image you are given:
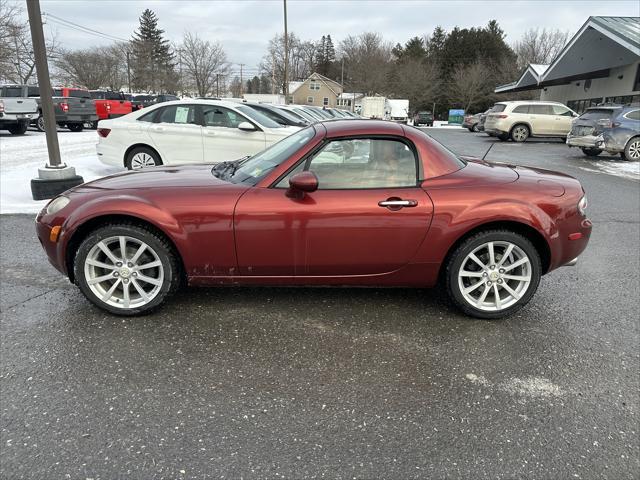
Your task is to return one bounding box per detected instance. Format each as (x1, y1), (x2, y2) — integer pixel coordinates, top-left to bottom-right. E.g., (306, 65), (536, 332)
(462, 112), (482, 132)
(89, 90), (133, 128)
(1, 85), (97, 132)
(484, 101), (578, 142)
(567, 104), (640, 160)
(36, 120), (591, 318)
(154, 94), (179, 104)
(123, 94), (144, 112)
(50, 87), (100, 131)
(96, 99), (300, 169)
(275, 104), (320, 123)
(133, 94), (158, 108)
(476, 109), (491, 132)
(0, 85), (38, 134)
(243, 102), (308, 127)
(414, 111), (434, 127)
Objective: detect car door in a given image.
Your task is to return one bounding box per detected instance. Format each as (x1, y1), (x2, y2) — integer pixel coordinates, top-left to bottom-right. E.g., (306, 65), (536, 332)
(146, 104), (203, 164)
(233, 137), (434, 277)
(528, 104), (555, 135)
(201, 105), (266, 163)
(551, 105), (576, 135)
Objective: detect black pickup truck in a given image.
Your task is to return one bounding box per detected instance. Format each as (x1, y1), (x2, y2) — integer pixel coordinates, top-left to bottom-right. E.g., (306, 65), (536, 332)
(0, 85), (98, 132)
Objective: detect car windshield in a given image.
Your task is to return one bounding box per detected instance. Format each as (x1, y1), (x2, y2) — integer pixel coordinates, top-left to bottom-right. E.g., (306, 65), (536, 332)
(490, 104), (506, 113)
(235, 104), (283, 128)
(223, 126), (316, 185)
(580, 109), (615, 120)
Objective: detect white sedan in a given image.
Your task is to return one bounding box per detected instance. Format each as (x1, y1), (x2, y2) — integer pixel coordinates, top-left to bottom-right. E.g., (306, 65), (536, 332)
(96, 99), (300, 169)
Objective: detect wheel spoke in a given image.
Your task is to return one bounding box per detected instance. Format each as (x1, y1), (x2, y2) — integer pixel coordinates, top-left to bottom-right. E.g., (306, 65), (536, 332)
(97, 241), (119, 264)
(464, 280), (485, 294)
(136, 273), (162, 287)
(88, 273), (116, 285)
(101, 279), (121, 301)
(119, 236), (127, 260)
(468, 253), (486, 269)
(488, 242), (495, 266)
(497, 244), (514, 267)
(130, 244), (147, 264)
(136, 260), (162, 270)
(501, 282), (520, 301)
(476, 284), (491, 306)
(132, 279), (150, 303)
(503, 257), (529, 272)
(460, 270), (484, 278)
(122, 282), (131, 308)
(503, 274), (531, 282)
(493, 284), (502, 309)
(86, 258), (116, 270)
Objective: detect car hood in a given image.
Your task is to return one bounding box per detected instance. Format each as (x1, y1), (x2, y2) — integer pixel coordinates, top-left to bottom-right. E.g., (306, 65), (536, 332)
(70, 164), (237, 192)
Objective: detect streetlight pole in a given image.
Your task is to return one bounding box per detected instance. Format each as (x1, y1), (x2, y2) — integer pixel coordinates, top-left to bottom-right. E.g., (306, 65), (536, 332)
(283, 0), (288, 104)
(27, 0), (83, 200)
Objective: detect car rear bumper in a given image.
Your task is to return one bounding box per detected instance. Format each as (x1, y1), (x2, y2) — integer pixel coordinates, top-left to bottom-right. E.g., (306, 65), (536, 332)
(65, 114), (99, 123)
(96, 142), (123, 167)
(484, 127), (507, 135)
(566, 134), (600, 148)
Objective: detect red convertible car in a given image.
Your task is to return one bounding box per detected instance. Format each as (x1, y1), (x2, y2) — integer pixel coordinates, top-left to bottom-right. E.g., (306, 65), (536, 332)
(36, 120), (591, 319)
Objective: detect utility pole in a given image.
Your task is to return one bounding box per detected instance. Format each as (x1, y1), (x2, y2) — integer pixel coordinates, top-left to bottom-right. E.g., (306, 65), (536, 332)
(283, 0), (289, 104)
(239, 63), (244, 97)
(27, 0), (83, 200)
(216, 73), (220, 98)
(271, 53), (276, 95)
(126, 50), (132, 94)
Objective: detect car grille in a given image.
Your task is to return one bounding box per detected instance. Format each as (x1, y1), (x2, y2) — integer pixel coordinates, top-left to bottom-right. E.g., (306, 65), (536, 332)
(571, 126), (594, 136)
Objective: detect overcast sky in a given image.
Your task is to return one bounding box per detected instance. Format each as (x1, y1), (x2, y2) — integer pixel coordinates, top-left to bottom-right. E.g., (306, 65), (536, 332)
(27, 0), (640, 75)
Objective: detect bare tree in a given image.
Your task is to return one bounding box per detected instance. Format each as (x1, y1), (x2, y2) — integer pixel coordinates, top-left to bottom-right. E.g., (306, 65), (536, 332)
(339, 32), (393, 95)
(259, 33), (316, 93)
(0, 0), (20, 79)
(55, 45), (126, 90)
(228, 76), (242, 98)
(513, 28), (569, 69)
(449, 61), (494, 112)
(386, 58), (440, 111)
(178, 32), (229, 97)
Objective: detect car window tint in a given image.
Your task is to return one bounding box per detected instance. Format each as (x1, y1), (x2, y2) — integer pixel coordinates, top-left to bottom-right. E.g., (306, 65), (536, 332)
(552, 105), (572, 116)
(90, 91), (104, 99)
(512, 105), (529, 114)
(490, 104), (506, 113)
(202, 106), (244, 128)
(1, 86), (23, 97)
(624, 109), (640, 121)
(158, 105), (196, 124)
(580, 109), (615, 120)
(69, 89), (91, 99)
(27, 86), (39, 97)
(137, 109), (157, 122)
(529, 104), (553, 115)
(300, 139), (417, 189)
(105, 91), (124, 101)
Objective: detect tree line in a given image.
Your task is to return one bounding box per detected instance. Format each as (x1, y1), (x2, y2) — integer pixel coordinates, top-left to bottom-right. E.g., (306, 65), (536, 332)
(0, 2), (569, 115)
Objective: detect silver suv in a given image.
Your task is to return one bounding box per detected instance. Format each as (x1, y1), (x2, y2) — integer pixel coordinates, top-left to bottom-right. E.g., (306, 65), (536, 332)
(484, 101), (578, 142)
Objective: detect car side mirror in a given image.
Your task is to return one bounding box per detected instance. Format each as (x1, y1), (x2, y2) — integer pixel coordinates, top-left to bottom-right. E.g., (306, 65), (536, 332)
(238, 121), (256, 131)
(286, 171), (318, 198)
(572, 112), (578, 117)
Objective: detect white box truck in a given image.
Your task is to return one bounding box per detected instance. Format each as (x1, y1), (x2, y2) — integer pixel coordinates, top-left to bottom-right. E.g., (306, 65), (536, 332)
(388, 99), (409, 124)
(361, 96), (387, 119)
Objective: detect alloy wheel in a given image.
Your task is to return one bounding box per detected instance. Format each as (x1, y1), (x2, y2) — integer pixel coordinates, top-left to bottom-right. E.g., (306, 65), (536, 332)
(457, 241), (532, 312)
(512, 126), (529, 142)
(84, 235), (164, 309)
(627, 139), (640, 160)
(130, 152), (157, 169)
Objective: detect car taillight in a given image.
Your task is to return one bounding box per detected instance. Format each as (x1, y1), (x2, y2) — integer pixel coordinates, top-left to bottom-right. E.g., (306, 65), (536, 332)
(497, 114), (508, 119)
(0, 100), (4, 113)
(97, 128), (111, 138)
(106, 103), (111, 112)
(60, 102), (69, 112)
(596, 118), (612, 128)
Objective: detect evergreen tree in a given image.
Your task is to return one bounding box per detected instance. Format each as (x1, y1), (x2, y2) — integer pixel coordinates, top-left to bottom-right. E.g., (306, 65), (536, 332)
(245, 79), (253, 94)
(259, 75), (272, 94)
(250, 75), (260, 93)
(315, 35), (326, 74)
(130, 9), (176, 93)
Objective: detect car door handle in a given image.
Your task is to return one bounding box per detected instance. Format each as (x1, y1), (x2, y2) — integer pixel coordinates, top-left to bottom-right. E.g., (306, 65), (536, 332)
(378, 199), (418, 209)
(204, 130), (215, 136)
(151, 126), (164, 132)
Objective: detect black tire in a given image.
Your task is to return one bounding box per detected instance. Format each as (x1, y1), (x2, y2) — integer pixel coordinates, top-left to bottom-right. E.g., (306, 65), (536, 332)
(125, 146), (162, 170)
(30, 175), (84, 200)
(445, 229), (542, 320)
(623, 136), (640, 161)
(472, 124), (479, 132)
(581, 147), (602, 157)
(67, 123), (84, 132)
(7, 121), (28, 135)
(74, 223), (181, 316)
(36, 115), (45, 132)
(467, 127), (473, 132)
(510, 124), (530, 142)
(497, 133), (509, 141)
(89, 121), (98, 130)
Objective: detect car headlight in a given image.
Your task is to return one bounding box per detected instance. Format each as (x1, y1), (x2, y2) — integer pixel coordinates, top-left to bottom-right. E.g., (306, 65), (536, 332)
(577, 195), (588, 216)
(46, 195), (70, 215)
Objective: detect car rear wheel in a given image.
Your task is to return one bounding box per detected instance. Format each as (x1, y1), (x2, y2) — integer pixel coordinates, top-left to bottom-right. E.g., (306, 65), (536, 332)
(125, 147), (162, 170)
(36, 115), (45, 132)
(67, 123), (84, 132)
(510, 124), (530, 142)
(7, 121), (28, 135)
(472, 124), (479, 132)
(623, 137), (640, 161)
(581, 147), (602, 157)
(89, 121), (98, 129)
(74, 224), (180, 315)
(445, 230), (541, 319)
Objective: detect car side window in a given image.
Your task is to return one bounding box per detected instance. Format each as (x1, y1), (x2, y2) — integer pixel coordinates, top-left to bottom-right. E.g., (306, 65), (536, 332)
(277, 138), (417, 189)
(157, 105), (196, 124)
(552, 105), (573, 116)
(624, 109), (640, 121)
(512, 105), (529, 114)
(529, 104), (553, 115)
(202, 106), (245, 128)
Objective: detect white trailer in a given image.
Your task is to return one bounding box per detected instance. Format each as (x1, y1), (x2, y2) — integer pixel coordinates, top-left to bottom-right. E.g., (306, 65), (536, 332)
(387, 99), (410, 124)
(361, 96), (387, 119)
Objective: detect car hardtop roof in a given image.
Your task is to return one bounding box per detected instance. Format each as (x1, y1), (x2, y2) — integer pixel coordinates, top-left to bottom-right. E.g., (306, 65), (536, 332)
(495, 100), (566, 105)
(151, 98), (250, 109)
(322, 119), (405, 136)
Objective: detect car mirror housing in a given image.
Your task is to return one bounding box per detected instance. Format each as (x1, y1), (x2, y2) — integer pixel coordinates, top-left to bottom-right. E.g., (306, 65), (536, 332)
(238, 121), (256, 131)
(287, 171), (318, 198)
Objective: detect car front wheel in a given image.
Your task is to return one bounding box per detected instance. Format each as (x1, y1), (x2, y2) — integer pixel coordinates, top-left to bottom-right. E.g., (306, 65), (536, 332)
(445, 230), (541, 319)
(74, 223), (180, 315)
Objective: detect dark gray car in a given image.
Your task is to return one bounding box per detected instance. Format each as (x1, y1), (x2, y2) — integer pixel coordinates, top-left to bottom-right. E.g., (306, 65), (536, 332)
(567, 104), (640, 160)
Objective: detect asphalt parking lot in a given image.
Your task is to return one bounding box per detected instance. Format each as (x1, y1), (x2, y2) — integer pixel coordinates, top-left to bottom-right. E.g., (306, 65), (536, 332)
(1, 129), (638, 479)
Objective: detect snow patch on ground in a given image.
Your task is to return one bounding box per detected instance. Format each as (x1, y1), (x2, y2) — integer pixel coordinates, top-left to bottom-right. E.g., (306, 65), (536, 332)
(466, 373), (565, 399)
(578, 158), (640, 181)
(0, 131), (120, 214)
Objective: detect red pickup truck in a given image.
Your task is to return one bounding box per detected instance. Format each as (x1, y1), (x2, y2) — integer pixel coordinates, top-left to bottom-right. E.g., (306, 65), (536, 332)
(89, 90), (132, 128)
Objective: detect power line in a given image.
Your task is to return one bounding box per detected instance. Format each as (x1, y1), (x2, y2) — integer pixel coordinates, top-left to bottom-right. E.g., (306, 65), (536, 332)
(42, 12), (129, 43)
